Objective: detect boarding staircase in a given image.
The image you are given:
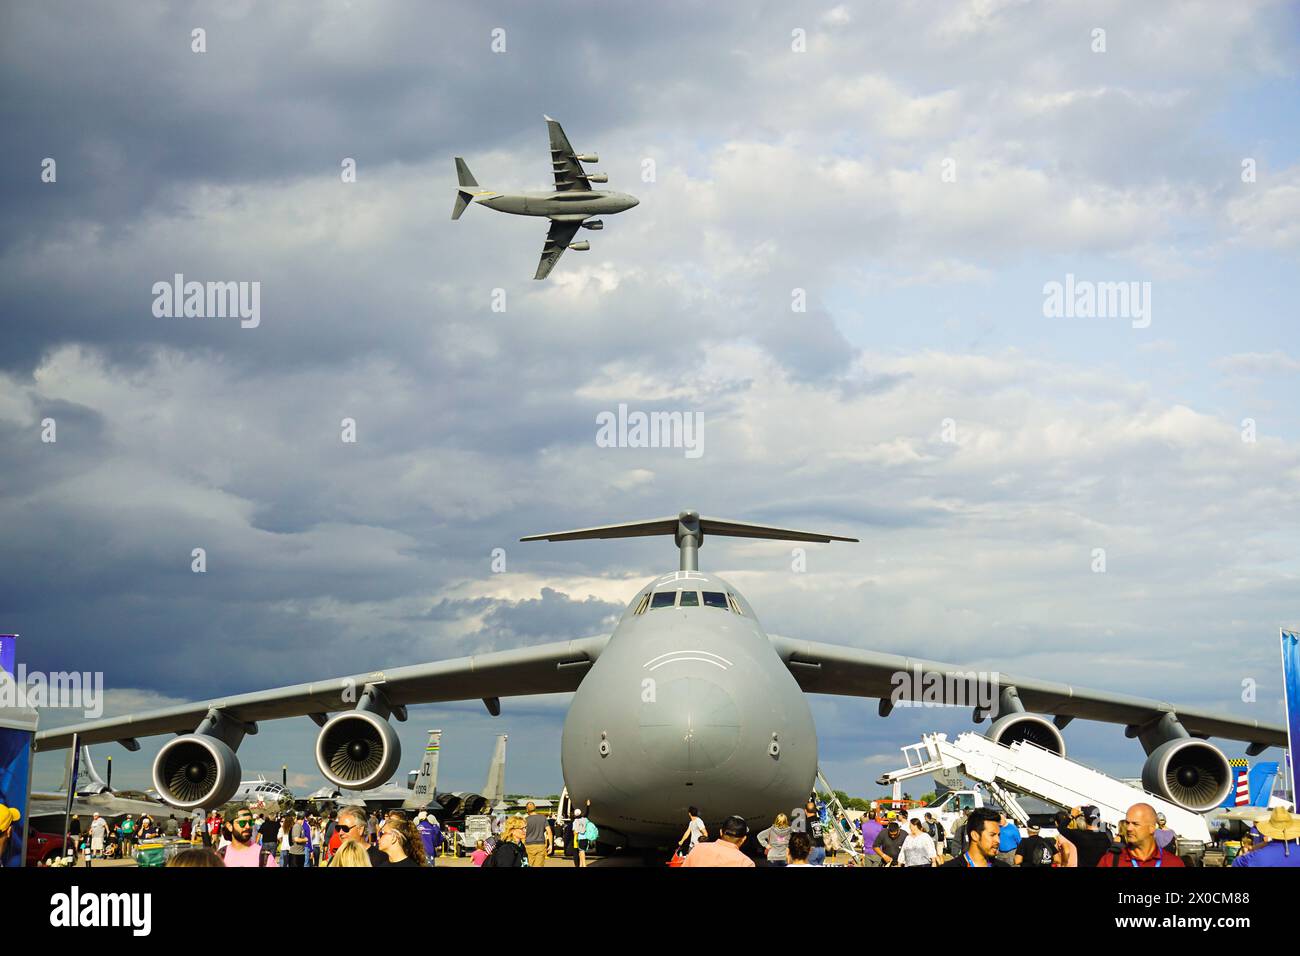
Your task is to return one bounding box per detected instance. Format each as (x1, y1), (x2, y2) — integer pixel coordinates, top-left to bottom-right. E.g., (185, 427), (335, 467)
(814, 768), (864, 865)
(878, 732), (1211, 843)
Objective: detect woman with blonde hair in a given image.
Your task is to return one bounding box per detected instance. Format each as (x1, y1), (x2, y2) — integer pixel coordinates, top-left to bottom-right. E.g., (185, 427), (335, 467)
(484, 815), (528, 867)
(757, 813), (792, 866)
(327, 840), (373, 867)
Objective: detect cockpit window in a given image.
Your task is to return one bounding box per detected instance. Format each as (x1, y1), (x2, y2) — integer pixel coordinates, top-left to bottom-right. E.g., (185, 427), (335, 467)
(702, 591), (728, 609)
(727, 593), (744, 615)
(633, 593), (651, 615)
(650, 591), (677, 609)
(678, 591), (700, 607)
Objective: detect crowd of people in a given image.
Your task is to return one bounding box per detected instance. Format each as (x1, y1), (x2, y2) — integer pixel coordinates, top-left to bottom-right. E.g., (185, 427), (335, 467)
(55, 792), (1299, 869)
(672, 797), (1300, 868)
(154, 798), (598, 868)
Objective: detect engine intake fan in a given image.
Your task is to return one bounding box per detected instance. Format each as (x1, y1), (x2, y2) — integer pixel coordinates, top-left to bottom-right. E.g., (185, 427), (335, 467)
(315, 710), (401, 790)
(986, 713), (1066, 755)
(152, 734), (242, 810)
(1141, 738), (1231, 812)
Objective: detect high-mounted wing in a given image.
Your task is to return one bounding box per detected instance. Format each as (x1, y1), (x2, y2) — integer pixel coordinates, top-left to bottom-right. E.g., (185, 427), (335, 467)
(544, 115), (591, 192)
(535, 219), (583, 280)
(770, 635), (1286, 749)
(35, 636), (609, 751)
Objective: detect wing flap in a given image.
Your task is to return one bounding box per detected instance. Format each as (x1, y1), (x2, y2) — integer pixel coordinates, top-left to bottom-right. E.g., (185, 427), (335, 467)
(771, 635), (1287, 748)
(544, 116), (591, 192)
(535, 220), (582, 280)
(35, 636), (608, 751)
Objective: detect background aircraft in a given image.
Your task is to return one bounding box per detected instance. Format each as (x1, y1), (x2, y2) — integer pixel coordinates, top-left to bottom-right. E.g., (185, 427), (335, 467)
(1205, 758), (1293, 827)
(34, 511), (1287, 849)
(452, 116), (638, 278)
(228, 777), (294, 812)
(28, 746), (170, 825)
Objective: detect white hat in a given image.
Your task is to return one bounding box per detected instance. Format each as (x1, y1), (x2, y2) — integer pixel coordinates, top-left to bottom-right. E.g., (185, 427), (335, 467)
(417, 811), (427, 821)
(574, 809), (583, 817)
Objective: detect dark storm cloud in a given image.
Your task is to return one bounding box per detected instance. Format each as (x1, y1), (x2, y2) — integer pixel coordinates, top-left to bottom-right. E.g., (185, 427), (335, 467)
(5, 1), (1298, 800)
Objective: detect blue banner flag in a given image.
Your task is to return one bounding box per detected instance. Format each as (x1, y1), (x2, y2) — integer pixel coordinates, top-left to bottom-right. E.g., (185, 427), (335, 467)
(1282, 630), (1299, 803)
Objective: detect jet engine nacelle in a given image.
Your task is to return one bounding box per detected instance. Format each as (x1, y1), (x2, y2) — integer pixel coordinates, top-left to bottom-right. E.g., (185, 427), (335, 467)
(152, 734), (242, 810)
(568, 241), (590, 251)
(1141, 738), (1232, 812)
(986, 713), (1066, 755)
(576, 153), (599, 163)
(315, 710), (402, 790)
(581, 220), (604, 230)
(586, 173), (609, 183)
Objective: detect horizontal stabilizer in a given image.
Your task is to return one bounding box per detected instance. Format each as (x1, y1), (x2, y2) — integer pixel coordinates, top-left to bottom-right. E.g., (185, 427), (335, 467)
(521, 510), (858, 544)
(452, 190), (472, 220)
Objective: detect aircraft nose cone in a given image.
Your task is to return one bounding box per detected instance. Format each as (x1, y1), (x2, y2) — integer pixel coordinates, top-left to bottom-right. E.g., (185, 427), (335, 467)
(628, 196), (639, 208)
(639, 676), (740, 772)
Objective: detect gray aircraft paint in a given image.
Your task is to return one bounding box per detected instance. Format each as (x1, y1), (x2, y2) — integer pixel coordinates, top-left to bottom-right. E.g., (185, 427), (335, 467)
(35, 511), (1287, 848)
(481, 734), (507, 806)
(452, 116), (638, 279)
(560, 568), (819, 846)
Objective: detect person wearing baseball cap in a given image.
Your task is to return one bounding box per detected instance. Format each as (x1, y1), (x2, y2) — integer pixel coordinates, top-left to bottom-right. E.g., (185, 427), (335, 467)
(1063, 805), (1111, 867)
(681, 815), (755, 867)
(0, 803), (20, 866)
(1232, 808), (1300, 867)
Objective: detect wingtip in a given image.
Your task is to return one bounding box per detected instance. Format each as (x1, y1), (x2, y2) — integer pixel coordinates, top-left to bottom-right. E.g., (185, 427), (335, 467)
(543, 114), (555, 122)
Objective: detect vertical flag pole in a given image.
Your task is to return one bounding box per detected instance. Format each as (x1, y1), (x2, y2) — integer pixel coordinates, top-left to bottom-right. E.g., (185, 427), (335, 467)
(61, 732), (80, 864)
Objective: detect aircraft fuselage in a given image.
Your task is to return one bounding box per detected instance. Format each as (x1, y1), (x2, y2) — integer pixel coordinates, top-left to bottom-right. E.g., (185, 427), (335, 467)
(474, 189), (639, 219)
(560, 570), (817, 848)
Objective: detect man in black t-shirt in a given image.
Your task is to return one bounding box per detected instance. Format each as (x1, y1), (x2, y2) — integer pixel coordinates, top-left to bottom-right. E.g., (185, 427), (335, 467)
(1014, 824), (1055, 867)
(803, 799), (826, 865)
(1067, 806), (1113, 867)
(873, 819), (907, 867)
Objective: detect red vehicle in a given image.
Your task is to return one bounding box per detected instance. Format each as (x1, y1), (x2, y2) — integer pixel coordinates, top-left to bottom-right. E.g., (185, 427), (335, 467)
(26, 827), (75, 866)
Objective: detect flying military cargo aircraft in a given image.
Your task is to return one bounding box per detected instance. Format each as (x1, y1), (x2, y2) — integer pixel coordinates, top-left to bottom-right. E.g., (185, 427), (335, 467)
(452, 116), (639, 279)
(33, 511), (1287, 850)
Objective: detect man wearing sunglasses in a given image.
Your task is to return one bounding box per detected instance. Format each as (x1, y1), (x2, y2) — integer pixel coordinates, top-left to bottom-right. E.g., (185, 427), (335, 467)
(336, 805), (386, 866)
(220, 809), (277, 867)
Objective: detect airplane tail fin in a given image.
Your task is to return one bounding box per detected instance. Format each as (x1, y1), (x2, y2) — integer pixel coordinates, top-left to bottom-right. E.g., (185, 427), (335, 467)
(81, 746), (110, 792)
(61, 745), (110, 795)
(403, 729), (442, 808)
(1248, 762), (1280, 807)
(481, 734), (507, 806)
(452, 158), (479, 220)
(522, 510), (858, 571)
(455, 157), (478, 188)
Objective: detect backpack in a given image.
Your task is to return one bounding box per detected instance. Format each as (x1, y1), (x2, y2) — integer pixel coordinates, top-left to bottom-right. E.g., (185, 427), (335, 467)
(1025, 838), (1054, 867)
(584, 819), (599, 842)
(488, 840), (526, 867)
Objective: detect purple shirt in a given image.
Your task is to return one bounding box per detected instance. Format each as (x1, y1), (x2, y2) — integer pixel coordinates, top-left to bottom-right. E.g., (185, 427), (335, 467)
(1232, 841), (1300, 867)
(861, 818), (883, 856)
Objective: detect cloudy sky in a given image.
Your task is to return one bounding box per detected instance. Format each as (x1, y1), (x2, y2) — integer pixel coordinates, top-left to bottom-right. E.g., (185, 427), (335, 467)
(3, 0), (1298, 798)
